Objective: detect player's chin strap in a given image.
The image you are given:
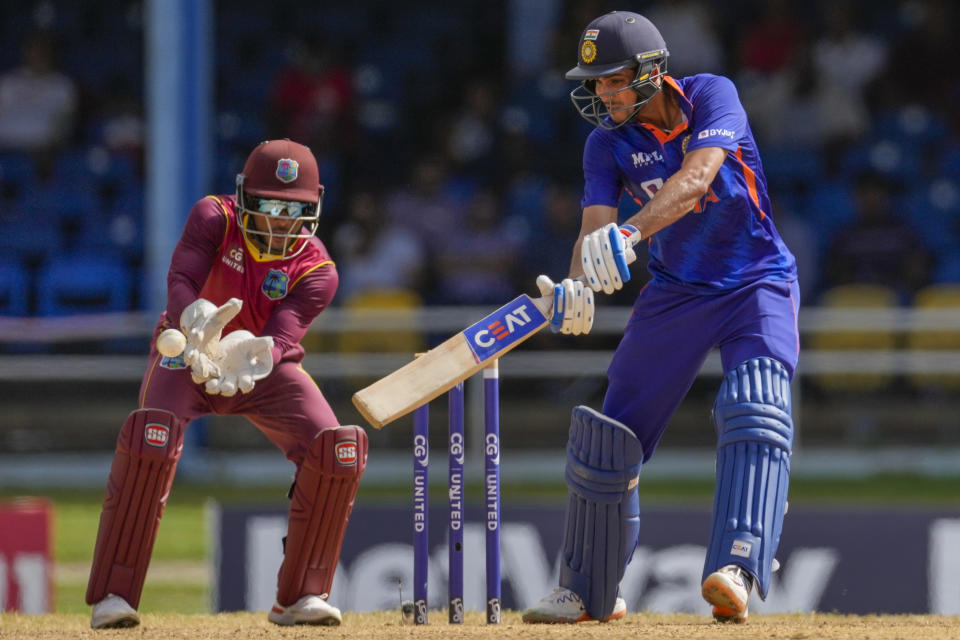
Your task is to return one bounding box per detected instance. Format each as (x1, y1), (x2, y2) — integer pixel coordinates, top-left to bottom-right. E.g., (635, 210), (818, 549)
(560, 405), (643, 620)
(703, 357), (793, 599)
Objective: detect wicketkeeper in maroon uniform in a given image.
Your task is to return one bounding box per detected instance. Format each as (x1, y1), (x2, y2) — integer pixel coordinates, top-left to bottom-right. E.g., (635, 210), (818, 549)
(86, 139), (367, 628)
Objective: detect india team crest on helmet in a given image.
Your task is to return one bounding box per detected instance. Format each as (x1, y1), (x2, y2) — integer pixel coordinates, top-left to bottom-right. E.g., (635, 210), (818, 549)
(581, 40), (597, 63)
(262, 269), (290, 300)
(275, 158), (299, 184)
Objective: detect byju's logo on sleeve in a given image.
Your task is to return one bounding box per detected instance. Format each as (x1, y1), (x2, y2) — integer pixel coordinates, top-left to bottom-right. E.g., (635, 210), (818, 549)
(463, 295), (547, 362)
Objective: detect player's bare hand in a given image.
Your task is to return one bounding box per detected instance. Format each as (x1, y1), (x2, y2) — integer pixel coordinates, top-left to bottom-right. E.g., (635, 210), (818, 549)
(581, 223), (639, 294)
(537, 275), (594, 336)
(203, 330), (274, 397)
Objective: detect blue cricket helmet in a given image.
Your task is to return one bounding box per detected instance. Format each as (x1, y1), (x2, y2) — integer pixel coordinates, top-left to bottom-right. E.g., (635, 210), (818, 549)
(566, 11), (670, 130)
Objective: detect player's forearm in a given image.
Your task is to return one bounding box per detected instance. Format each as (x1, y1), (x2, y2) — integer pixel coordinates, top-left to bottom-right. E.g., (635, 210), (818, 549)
(624, 146), (728, 238)
(626, 170), (707, 237)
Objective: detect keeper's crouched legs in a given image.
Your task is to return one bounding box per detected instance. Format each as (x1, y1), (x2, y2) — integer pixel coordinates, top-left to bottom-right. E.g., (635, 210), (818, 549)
(87, 409), (184, 628)
(269, 425), (368, 626)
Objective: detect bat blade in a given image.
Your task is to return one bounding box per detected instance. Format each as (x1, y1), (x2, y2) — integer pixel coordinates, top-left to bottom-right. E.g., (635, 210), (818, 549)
(352, 293), (552, 429)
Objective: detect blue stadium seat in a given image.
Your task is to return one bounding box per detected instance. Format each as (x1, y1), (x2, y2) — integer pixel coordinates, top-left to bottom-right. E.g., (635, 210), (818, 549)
(0, 151), (37, 197)
(0, 258), (30, 317)
(73, 183), (143, 259)
(898, 179), (960, 256)
(35, 253), (133, 316)
(505, 174), (549, 225)
(801, 180), (855, 252)
(842, 138), (921, 181)
(0, 206), (66, 264)
(934, 252), (960, 284)
(760, 146), (823, 191)
(942, 145), (960, 181)
(874, 107), (949, 147)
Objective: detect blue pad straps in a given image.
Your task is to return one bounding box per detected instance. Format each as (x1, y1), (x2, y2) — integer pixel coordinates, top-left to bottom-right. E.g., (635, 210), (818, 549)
(703, 357), (793, 599)
(560, 406), (644, 620)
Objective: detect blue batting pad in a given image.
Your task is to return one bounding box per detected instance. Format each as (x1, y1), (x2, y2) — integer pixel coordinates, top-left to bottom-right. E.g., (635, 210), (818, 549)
(703, 357), (793, 599)
(560, 405), (644, 620)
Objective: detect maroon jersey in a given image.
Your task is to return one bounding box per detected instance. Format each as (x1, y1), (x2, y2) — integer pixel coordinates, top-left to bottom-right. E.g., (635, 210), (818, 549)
(161, 194), (337, 364)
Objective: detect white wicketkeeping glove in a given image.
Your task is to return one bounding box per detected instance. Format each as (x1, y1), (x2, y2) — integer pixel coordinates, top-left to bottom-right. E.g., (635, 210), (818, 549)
(536, 275), (594, 336)
(180, 297), (242, 383)
(581, 223), (639, 294)
(203, 330), (275, 397)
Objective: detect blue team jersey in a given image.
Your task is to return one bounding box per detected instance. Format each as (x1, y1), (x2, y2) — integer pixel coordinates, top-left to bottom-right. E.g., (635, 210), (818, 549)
(581, 74), (796, 291)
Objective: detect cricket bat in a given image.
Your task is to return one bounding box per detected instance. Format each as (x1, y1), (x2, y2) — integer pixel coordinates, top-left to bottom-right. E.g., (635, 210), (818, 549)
(351, 230), (641, 429)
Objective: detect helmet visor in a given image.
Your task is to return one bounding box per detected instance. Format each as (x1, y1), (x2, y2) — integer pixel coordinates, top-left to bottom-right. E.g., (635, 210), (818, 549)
(254, 197), (316, 219)
(237, 186), (324, 258)
(569, 56), (666, 130)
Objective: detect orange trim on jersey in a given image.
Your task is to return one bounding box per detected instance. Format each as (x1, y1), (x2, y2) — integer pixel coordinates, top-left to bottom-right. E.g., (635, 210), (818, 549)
(641, 119), (687, 145)
(640, 76), (690, 145)
(207, 195), (232, 247)
(733, 147), (766, 220)
(664, 75), (691, 107)
(289, 260), (334, 290)
(139, 353), (164, 408)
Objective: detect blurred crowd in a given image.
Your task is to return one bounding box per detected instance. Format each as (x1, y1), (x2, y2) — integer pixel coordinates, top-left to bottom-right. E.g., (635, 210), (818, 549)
(1, 0), (959, 321)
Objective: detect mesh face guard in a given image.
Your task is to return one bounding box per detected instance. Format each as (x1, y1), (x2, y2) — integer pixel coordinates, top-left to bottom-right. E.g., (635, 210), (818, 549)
(236, 175), (324, 259)
(569, 53), (668, 130)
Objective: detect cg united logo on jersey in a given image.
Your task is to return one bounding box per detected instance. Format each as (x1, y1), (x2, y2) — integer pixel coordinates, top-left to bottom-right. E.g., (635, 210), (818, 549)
(261, 269), (289, 300)
(463, 294), (547, 363)
(275, 158), (299, 183)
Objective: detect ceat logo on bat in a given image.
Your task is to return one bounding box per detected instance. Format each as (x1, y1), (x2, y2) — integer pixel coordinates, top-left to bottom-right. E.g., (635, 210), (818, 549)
(463, 294), (547, 363)
(335, 441), (358, 465)
(144, 424), (169, 447)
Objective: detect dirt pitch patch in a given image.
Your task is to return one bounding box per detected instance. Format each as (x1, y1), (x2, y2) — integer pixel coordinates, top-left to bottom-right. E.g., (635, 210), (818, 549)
(4, 611), (960, 639)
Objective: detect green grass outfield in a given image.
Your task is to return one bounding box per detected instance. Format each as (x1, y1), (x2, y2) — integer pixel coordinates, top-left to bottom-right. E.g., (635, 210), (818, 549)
(4, 474), (960, 615)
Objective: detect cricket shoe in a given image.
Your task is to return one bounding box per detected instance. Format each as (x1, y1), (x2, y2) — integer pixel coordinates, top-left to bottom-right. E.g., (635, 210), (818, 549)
(522, 587), (626, 623)
(90, 594), (140, 629)
(268, 594), (342, 626)
(701, 565), (753, 623)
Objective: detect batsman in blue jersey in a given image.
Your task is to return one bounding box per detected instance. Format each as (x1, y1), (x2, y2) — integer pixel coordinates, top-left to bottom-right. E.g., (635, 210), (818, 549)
(523, 11), (799, 625)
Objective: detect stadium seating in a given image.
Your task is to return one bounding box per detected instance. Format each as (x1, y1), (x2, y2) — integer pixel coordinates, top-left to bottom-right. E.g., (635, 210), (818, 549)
(0, 258), (29, 317)
(35, 253), (133, 316)
(333, 288), (425, 356)
(760, 146), (824, 192)
(0, 151), (37, 197)
(808, 284), (900, 392)
(906, 284), (960, 391)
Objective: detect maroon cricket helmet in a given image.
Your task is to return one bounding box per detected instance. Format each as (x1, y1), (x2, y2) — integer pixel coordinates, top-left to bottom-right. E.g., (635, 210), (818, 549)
(238, 138), (322, 203)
